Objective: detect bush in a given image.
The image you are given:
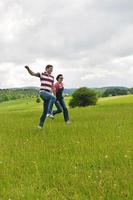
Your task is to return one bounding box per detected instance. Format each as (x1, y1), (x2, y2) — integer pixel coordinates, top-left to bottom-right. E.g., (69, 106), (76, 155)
(69, 87), (97, 108)
(36, 97), (41, 103)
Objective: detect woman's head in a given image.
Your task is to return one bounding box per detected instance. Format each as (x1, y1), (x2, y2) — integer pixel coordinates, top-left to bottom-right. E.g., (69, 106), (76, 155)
(56, 74), (63, 82)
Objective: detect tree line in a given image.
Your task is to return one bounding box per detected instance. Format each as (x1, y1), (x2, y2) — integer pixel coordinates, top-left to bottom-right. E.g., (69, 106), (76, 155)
(0, 87), (133, 106)
(0, 88), (38, 103)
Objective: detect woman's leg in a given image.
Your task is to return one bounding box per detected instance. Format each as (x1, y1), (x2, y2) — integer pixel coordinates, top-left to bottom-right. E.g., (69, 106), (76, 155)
(53, 100), (62, 115)
(60, 98), (69, 122)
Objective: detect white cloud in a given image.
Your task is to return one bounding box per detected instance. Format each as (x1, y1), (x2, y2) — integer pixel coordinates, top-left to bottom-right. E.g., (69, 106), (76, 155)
(0, 0), (133, 88)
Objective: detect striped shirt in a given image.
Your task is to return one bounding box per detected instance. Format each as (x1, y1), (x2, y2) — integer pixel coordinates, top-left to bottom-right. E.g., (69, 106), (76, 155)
(39, 72), (54, 92)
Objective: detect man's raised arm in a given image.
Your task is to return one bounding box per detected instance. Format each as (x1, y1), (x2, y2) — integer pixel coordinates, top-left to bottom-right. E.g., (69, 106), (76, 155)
(25, 66), (40, 77)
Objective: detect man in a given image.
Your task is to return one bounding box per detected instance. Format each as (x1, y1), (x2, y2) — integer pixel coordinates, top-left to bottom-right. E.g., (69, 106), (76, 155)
(25, 64), (56, 129)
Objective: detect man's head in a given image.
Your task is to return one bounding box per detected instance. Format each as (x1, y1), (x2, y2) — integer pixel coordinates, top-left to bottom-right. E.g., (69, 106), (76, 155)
(45, 65), (53, 74)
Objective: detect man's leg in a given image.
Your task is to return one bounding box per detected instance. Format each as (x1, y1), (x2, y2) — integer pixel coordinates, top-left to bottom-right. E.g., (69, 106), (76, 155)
(47, 96), (56, 115)
(38, 100), (49, 127)
(39, 91), (56, 126)
(40, 90), (56, 114)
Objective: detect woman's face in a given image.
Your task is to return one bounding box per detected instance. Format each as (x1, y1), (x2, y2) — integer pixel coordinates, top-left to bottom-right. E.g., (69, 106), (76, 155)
(58, 75), (63, 83)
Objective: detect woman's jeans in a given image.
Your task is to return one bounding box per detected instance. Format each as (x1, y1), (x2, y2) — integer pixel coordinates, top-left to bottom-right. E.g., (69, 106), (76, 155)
(53, 98), (69, 122)
(39, 90), (56, 127)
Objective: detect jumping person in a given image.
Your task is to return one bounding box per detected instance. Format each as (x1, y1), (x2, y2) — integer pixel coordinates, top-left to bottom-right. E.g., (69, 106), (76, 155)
(25, 65), (56, 129)
(52, 74), (70, 124)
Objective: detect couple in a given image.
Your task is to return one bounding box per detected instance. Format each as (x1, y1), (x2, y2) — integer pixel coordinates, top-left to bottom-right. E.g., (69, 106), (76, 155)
(25, 64), (70, 129)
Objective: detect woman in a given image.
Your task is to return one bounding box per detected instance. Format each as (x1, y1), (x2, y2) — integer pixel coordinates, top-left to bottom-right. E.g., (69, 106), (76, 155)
(52, 74), (70, 124)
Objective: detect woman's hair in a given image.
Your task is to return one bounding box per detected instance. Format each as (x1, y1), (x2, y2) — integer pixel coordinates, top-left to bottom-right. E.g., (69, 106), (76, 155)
(45, 64), (53, 70)
(56, 74), (63, 81)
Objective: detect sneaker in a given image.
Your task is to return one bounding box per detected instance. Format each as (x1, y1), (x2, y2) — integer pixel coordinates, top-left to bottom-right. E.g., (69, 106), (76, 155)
(66, 121), (70, 124)
(38, 125), (42, 129)
(47, 114), (54, 119)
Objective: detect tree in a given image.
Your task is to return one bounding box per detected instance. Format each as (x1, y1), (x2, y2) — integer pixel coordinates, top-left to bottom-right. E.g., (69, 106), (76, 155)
(69, 87), (98, 108)
(128, 88), (133, 94)
(102, 88), (128, 97)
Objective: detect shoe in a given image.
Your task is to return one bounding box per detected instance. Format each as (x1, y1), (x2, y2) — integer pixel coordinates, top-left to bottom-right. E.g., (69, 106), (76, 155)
(66, 121), (70, 124)
(38, 125), (42, 129)
(47, 114), (54, 119)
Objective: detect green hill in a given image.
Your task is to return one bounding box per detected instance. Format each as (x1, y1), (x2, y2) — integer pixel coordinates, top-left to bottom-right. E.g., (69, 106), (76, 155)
(0, 86), (130, 103)
(0, 95), (133, 199)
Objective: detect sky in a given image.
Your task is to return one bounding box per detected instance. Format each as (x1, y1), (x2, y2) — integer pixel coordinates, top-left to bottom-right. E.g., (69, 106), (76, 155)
(0, 0), (133, 89)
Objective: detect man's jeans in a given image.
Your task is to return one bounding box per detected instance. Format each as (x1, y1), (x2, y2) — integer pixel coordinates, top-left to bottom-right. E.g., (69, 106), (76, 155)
(39, 91), (56, 127)
(53, 98), (69, 122)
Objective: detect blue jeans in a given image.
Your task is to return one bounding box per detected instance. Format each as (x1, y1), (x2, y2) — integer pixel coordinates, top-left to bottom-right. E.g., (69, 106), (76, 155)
(39, 91), (56, 127)
(53, 98), (69, 122)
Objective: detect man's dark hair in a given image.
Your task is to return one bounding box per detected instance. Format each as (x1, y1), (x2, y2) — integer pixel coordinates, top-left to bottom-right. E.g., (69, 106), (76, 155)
(45, 64), (53, 70)
(56, 74), (63, 81)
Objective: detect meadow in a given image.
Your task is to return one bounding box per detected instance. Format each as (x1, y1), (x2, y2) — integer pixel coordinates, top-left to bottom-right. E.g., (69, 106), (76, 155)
(0, 95), (133, 200)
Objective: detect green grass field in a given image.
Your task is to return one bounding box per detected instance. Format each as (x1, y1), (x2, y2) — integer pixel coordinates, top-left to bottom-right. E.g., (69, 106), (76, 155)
(0, 95), (133, 200)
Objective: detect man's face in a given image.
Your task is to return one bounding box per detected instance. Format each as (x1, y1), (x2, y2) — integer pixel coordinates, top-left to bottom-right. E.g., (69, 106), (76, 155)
(46, 67), (53, 74)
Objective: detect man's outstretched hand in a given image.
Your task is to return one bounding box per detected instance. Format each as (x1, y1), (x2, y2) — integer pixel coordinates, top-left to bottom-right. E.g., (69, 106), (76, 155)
(25, 66), (29, 70)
